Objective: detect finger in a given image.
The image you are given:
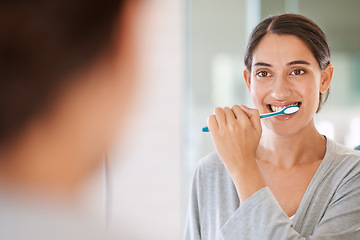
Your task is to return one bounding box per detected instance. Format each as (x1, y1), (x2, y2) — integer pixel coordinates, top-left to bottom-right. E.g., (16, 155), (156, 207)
(214, 107), (226, 127)
(231, 105), (247, 120)
(240, 105), (262, 136)
(223, 106), (236, 124)
(207, 114), (218, 132)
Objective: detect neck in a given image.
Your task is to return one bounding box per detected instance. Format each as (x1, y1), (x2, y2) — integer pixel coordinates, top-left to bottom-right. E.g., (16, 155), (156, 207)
(257, 120), (326, 168)
(0, 118), (97, 206)
(0, 143), (78, 204)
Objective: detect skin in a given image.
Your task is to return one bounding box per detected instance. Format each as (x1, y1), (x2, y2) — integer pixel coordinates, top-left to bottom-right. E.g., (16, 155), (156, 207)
(0, 1), (139, 204)
(208, 33), (333, 217)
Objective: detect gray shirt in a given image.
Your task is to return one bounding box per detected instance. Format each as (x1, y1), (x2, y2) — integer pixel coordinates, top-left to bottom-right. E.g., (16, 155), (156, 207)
(185, 138), (360, 239)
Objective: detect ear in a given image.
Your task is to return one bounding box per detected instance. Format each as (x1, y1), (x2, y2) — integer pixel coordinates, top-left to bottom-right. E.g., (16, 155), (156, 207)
(243, 68), (252, 93)
(320, 64), (333, 94)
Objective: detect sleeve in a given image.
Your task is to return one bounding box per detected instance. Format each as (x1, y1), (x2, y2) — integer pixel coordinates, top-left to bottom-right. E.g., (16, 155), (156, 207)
(184, 168), (202, 240)
(219, 187), (301, 240)
(220, 176), (360, 240)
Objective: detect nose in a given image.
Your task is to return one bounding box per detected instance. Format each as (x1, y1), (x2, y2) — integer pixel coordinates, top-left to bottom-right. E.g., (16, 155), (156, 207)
(270, 77), (292, 100)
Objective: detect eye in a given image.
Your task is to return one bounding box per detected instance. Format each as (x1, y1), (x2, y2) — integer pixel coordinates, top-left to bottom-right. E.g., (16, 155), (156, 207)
(290, 69), (306, 76)
(256, 70), (271, 77)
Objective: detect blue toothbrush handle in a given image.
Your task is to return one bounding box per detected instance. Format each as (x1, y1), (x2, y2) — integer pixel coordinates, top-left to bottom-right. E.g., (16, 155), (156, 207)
(202, 112), (278, 132)
(259, 112), (278, 119)
(202, 126), (209, 132)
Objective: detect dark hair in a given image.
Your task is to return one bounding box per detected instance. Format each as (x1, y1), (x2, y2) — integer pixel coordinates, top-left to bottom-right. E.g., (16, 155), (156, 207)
(244, 13), (331, 112)
(0, 0), (126, 145)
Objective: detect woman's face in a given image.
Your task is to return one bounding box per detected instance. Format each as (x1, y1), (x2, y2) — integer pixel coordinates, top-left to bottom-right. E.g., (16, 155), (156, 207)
(244, 33), (333, 137)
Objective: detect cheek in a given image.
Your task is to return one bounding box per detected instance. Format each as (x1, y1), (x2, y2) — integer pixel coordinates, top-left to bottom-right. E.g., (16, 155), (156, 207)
(297, 76), (321, 112)
(250, 81), (268, 107)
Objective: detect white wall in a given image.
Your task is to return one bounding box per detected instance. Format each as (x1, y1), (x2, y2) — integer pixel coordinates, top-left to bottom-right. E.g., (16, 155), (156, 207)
(107, 0), (183, 239)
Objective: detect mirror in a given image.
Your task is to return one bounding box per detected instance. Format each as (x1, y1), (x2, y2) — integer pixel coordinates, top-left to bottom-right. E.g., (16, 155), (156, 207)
(183, 0), (360, 218)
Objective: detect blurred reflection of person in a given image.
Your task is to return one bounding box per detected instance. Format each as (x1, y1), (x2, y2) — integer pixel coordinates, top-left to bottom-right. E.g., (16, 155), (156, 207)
(0, 0), (140, 239)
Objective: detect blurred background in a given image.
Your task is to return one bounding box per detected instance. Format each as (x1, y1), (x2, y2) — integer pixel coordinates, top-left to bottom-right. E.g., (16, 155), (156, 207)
(81, 0), (360, 239)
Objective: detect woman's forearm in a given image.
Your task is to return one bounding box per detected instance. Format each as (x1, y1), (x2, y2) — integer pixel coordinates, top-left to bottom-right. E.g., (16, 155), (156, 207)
(208, 104), (266, 203)
(229, 161), (266, 203)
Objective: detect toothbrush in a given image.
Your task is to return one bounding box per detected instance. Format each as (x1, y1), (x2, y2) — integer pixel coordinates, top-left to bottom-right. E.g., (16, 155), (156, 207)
(202, 105), (299, 132)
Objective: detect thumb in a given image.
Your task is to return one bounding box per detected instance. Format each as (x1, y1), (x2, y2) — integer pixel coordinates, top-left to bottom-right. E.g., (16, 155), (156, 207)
(240, 105), (262, 137)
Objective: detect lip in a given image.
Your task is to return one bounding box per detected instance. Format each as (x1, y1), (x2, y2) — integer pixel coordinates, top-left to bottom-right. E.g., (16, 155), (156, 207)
(273, 111), (299, 121)
(266, 101), (302, 113)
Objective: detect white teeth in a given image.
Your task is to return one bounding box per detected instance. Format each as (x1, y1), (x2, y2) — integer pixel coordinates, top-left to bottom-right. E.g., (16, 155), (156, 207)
(270, 103), (299, 112)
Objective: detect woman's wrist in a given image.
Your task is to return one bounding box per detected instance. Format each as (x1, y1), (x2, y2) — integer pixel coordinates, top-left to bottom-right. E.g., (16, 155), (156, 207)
(229, 161), (266, 203)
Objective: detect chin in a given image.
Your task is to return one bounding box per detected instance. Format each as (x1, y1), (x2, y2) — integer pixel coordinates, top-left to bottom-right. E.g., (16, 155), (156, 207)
(263, 115), (314, 138)
(269, 127), (300, 138)
(264, 116), (294, 134)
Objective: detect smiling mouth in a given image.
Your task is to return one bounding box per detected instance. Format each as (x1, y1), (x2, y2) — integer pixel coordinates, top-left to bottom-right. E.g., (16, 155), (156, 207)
(267, 102), (302, 112)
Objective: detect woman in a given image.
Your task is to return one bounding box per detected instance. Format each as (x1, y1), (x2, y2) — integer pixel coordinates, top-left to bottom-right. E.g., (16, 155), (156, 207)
(185, 14), (360, 239)
(0, 0), (138, 239)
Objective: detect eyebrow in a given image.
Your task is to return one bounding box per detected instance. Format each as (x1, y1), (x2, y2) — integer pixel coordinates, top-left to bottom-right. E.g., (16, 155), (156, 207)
(287, 60), (311, 66)
(253, 62), (272, 67)
(253, 60), (311, 67)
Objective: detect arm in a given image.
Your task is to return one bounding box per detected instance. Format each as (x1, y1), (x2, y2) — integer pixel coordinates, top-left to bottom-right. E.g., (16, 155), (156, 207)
(220, 187), (300, 240)
(208, 105), (266, 203)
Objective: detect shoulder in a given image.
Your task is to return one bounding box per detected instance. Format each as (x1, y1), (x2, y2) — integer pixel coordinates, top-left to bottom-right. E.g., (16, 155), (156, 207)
(326, 139), (360, 187)
(329, 139), (360, 167)
(197, 152), (228, 176)
(193, 152), (233, 188)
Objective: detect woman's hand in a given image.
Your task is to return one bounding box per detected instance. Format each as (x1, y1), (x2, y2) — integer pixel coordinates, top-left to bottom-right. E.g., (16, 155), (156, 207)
(207, 105), (266, 202)
(208, 105), (261, 171)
